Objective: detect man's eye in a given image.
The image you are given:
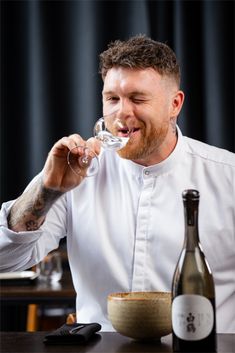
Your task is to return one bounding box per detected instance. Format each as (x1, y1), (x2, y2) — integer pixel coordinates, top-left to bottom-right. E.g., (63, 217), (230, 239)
(132, 98), (145, 103)
(107, 97), (119, 101)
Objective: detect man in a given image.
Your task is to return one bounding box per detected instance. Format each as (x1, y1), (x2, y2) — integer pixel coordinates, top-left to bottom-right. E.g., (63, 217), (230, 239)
(0, 35), (234, 333)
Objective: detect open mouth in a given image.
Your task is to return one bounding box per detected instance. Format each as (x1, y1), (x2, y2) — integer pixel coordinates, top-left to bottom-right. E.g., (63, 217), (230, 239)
(118, 127), (140, 137)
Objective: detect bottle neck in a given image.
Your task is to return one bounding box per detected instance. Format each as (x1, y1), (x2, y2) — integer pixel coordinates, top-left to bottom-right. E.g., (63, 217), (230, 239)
(184, 199), (200, 250)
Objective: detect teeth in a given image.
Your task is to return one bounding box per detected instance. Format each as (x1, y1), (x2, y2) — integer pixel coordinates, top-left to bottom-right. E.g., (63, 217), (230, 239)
(119, 127), (137, 134)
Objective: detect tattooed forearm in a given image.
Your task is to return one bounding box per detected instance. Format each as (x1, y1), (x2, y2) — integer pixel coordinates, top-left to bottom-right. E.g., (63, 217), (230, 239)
(8, 177), (63, 232)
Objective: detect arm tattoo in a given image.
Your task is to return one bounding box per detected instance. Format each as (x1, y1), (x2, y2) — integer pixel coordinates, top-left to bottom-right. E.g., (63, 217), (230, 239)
(8, 177), (63, 232)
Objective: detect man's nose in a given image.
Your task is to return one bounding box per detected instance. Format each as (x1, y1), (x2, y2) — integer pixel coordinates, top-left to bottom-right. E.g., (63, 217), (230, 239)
(116, 99), (134, 119)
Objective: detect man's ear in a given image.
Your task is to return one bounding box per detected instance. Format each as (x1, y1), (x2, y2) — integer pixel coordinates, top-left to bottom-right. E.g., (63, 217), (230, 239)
(171, 90), (185, 118)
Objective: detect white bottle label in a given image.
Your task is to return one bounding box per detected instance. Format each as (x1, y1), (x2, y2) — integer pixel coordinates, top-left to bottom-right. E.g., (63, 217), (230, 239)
(172, 294), (214, 341)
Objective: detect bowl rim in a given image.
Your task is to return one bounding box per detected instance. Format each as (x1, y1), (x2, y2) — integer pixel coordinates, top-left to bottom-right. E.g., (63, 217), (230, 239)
(107, 291), (172, 301)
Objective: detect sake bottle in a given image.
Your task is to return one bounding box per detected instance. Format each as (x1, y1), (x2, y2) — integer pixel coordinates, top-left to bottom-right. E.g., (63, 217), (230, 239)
(172, 189), (216, 352)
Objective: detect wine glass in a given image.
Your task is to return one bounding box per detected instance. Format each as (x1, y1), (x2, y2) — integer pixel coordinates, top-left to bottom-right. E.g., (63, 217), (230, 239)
(67, 111), (131, 177)
(37, 251), (63, 283)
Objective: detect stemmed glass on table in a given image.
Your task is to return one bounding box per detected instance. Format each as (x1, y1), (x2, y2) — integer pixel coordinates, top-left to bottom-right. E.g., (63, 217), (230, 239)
(67, 111), (132, 177)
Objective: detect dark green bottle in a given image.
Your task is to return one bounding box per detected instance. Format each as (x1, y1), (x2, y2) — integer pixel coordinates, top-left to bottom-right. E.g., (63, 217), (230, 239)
(172, 189), (217, 352)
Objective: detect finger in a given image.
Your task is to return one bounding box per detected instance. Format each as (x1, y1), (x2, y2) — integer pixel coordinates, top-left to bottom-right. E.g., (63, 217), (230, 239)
(68, 134), (87, 148)
(52, 135), (86, 156)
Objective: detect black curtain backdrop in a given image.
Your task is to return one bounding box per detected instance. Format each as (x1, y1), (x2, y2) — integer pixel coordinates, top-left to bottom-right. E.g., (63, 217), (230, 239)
(1, 0), (234, 204)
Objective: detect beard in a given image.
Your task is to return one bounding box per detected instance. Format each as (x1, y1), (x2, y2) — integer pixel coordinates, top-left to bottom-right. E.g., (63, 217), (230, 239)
(117, 119), (169, 161)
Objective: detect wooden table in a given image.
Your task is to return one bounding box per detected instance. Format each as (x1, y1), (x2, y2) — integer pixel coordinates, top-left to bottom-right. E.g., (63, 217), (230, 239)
(0, 271), (76, 331)
(0, 332), (234, 352)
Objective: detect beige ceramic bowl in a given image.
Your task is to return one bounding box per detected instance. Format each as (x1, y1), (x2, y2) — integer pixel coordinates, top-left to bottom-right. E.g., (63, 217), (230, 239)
(107, 291), (172, 340)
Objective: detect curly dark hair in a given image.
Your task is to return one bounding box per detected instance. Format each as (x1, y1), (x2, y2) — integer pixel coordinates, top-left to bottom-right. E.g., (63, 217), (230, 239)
(99, 34), (180, 87)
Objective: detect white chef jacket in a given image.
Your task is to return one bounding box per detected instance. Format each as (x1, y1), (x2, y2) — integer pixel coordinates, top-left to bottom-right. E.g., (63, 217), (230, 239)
(0, 127), (235, 333)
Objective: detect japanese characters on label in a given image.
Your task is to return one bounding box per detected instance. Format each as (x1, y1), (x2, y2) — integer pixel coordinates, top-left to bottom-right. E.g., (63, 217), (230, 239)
(172, 294), (214, 341)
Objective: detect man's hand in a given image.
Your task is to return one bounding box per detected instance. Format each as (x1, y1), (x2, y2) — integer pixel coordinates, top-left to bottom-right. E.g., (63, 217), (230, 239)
(8, 134), (101, 232)
(43, 134), (101, 192)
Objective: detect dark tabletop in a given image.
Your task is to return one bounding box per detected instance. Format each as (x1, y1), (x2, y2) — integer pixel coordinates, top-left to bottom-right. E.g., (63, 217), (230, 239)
(0, 332), (234, 353)
(0, 271), (76, 305)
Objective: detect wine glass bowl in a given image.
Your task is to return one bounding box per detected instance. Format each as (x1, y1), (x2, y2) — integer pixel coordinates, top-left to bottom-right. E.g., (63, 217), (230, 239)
(93, 117), (130, 150)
